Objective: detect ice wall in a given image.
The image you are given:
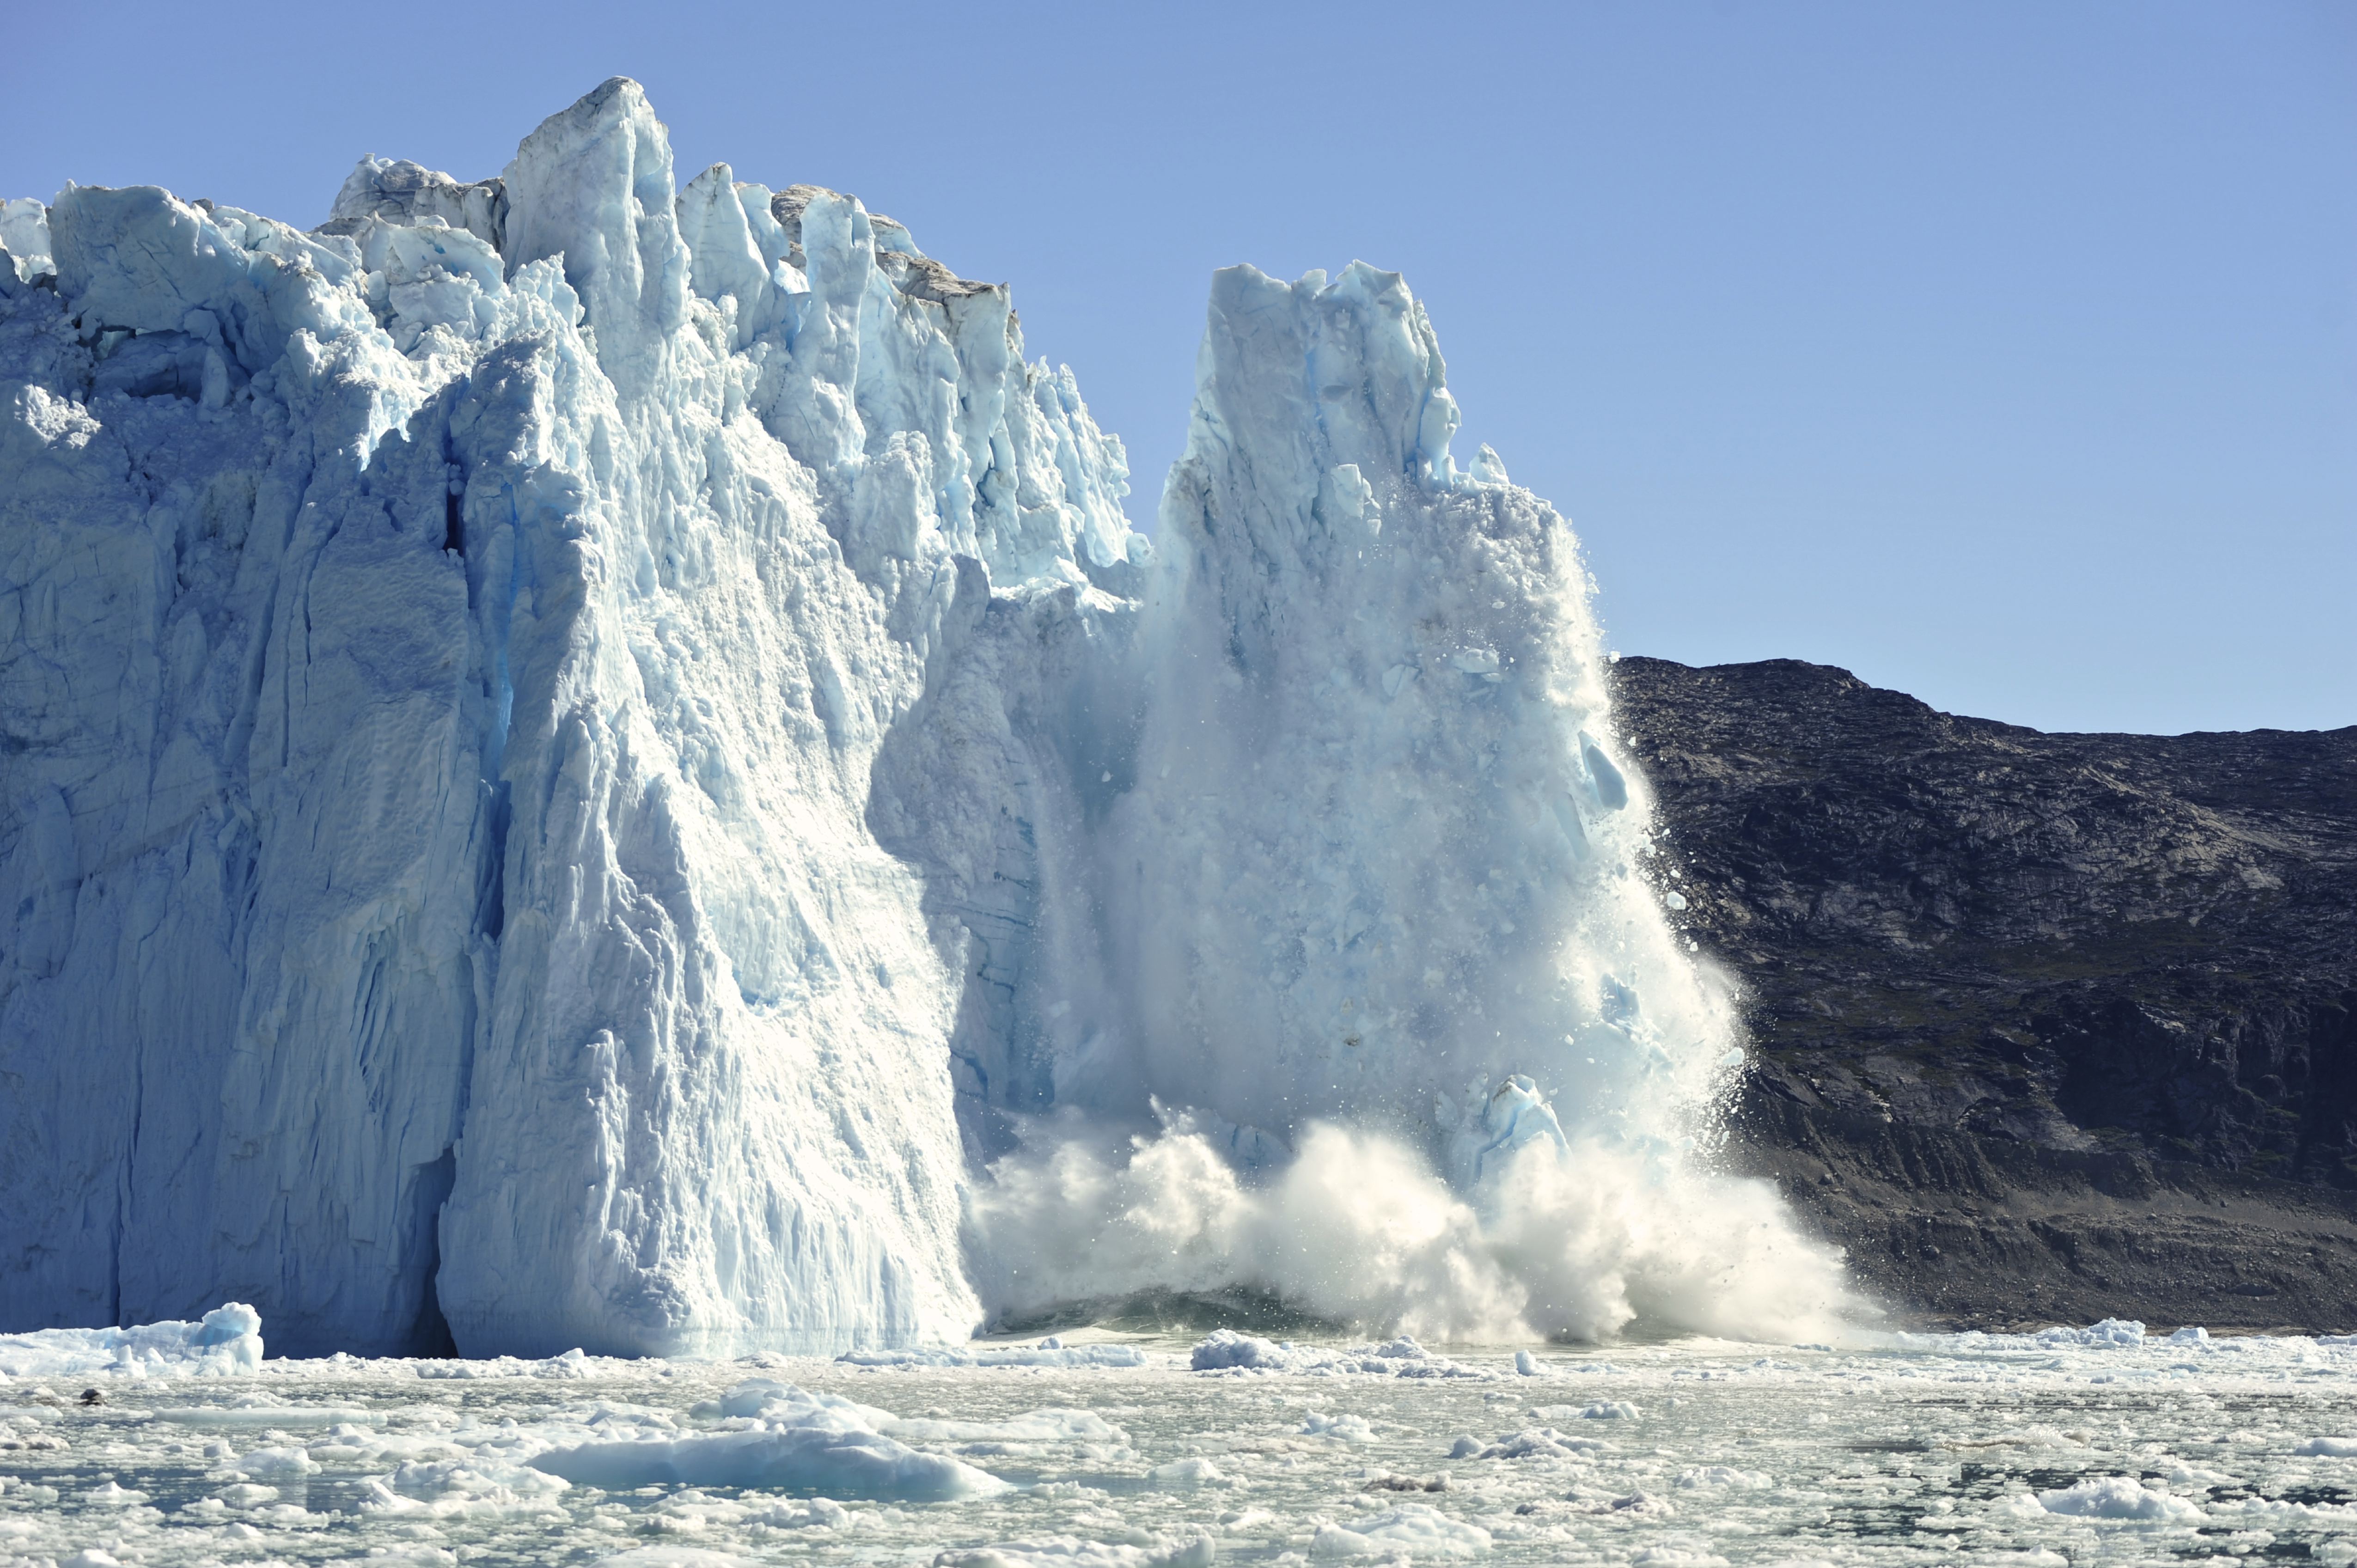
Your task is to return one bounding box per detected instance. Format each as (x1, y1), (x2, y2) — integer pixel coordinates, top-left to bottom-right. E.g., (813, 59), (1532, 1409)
(1, 80), (1845, 1354)
(0, 80), (1141, 1356)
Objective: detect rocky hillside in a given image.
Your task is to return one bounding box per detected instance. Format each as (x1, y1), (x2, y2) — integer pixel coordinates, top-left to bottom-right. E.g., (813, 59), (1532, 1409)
(1610, 656), (2357, 1331)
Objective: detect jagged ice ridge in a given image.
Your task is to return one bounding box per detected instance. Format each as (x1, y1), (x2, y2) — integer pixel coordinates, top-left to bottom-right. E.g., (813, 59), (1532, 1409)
(0, 82), (1850, 1356)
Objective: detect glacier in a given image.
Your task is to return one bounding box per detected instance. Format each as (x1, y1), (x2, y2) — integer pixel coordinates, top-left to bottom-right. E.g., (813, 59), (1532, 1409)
(0, 80), (1849, 1357)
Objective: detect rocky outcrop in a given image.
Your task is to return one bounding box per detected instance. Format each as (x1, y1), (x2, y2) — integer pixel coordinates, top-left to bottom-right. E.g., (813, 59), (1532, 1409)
(1609, 655), (2357, 1329)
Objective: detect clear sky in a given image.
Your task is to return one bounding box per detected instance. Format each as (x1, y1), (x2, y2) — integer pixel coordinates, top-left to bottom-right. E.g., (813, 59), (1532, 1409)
(6, 1), (2350, 734)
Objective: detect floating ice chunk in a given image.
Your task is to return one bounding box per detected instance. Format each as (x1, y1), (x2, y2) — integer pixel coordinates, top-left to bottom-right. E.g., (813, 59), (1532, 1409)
(1514, 1350), (1543, 1376)
(1577, 1401), (1641, 1420)
(2035, 1319), (2148, 1348)
(359, 1457), (569, 1521)
(1148, 1457), (1226, 1489)
(1311, 1502), (1491, 1557)
(1676, 1465), (1770, 1489)
(707, 1379), (894, 1426)
(153, 1406), (385, 1426)
(242, 1446), (322, 1477)
(531, 1424), (1001, 1501)
(883, 1409), (1128, 1446)
(2158, 1460), (2233, 1487)
(2298, 1438), (2357, 1457)
(531, 1382), (1003, 1501)
(2168, 1326), (2211, 1345)
(1471, 1428), (1608, 1460)
(1188, 1331), (1485, 1379)
(1191, 1331), (1290, 1372)
(842, 1345), (1153, 1370)
(1301, 1412), (1377, 1442)
(2036, 1476), (2204, 1521)
(745, 1497), (852, 1529)
(0, 1303), (263, 1379)
(980, 1343), (1154, 1368)
(934, 1531), (1215, 1568)
(594, 1550), (757, 1568)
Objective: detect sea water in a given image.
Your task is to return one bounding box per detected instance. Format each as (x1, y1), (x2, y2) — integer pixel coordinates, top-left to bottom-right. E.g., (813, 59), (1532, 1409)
(7, 1325), (2357, 1567)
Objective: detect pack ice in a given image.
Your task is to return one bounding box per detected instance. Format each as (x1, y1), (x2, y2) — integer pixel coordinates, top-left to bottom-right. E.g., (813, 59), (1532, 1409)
(0, 81), (1847, 1357)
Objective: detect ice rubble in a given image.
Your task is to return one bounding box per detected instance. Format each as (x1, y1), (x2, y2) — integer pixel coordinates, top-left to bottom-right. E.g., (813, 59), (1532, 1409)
(1, 78), (1843, 1356)
(1310, 1502), (1494, 1558)
(526, 1400), (1003, 1500)
(0, 1303), (261, 1379)
(838, 1342), (1151, 1370)
(1189, 1330), (1485, 1379)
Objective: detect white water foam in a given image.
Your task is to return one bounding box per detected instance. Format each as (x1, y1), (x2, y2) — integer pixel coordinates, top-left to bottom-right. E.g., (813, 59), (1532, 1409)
(962, 261), (1855, 1342)
(969, 1121), (1847, 1343)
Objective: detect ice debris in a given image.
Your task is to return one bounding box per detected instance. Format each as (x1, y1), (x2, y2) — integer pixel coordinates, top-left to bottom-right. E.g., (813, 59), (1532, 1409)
(1309, 1502), (1491, 1557)
(839, 1343), (1154, 1370)
(2035, 1476), (2206, 1522)
(0, 1304), (261, 1379)
(1190, 1331), (1488, 1379)
(528, 1381), (1004, 1501)
(933, 1532), (1215, 1568)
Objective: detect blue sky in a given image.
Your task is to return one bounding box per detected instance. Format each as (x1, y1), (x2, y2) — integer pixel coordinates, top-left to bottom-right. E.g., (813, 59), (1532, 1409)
(6, 1), (2350, 733)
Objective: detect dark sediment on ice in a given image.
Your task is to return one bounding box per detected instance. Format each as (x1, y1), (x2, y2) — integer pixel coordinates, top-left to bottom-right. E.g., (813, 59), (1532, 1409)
(1609, 655), (2357, 1331)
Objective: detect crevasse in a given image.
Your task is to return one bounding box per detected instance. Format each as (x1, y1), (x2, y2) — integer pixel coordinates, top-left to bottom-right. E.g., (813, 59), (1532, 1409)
(0, 81), (1848, 1356)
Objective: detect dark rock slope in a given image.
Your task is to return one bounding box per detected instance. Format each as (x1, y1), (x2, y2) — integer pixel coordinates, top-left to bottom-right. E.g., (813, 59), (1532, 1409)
(1609, 656), (2357, 1330)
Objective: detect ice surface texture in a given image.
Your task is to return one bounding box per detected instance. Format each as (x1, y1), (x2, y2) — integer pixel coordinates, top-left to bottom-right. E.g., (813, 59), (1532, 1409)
(0, 79), (1131, 1357)
(10, 1327), (2357, 1567)
(0, 80), (1838, 1356)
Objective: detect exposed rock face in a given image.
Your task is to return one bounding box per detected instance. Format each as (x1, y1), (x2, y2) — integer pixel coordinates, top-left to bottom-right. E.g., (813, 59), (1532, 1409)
(1609, 656), (2357, 1330)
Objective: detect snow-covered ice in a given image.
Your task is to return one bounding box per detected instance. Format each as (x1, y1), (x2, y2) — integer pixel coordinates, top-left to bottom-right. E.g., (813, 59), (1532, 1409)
(1, 77), (1850, 1358)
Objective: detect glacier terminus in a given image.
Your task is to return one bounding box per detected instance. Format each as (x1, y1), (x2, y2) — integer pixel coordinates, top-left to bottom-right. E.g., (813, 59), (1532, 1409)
(0, 81), (1850, 1357)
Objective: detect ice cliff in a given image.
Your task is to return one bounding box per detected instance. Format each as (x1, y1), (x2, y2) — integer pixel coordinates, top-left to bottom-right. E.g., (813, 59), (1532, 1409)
(0, 82), (1848, 1355)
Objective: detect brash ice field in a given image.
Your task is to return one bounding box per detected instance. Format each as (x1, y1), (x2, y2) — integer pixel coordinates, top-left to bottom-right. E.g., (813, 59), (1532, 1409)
(8, 1312), (2357, 1566)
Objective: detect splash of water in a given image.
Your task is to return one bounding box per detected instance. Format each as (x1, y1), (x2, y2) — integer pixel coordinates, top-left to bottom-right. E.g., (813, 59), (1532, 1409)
(969, 1115), (1850, 1343)
(965, 261), (1859, 1342)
